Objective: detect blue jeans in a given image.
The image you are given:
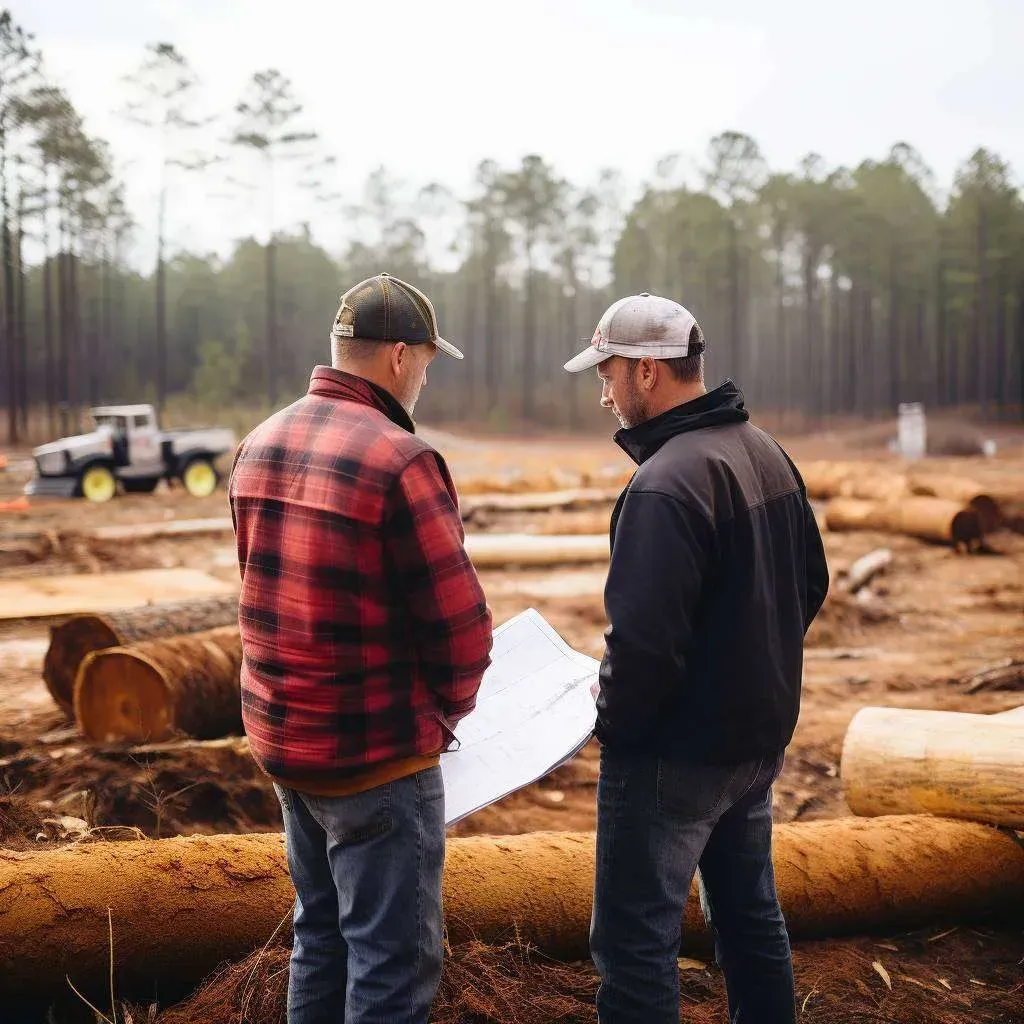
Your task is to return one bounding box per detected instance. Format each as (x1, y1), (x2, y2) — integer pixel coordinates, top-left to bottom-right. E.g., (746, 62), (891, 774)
(274, 767), (445, 1024)
(590, 750), (795, 1024)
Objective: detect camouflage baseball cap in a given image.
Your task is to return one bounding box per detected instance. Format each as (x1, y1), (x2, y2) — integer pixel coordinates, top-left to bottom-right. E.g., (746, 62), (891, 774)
(331, 272), (463, 359)
(564, 292), (704, 373)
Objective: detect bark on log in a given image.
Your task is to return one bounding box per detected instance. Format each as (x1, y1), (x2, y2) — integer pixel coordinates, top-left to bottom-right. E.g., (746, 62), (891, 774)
(43, 596), (240, 716)
(842, 707), (1024, 828)
(74, 625), (243, 743)
(825, 497), (984, 548)
(464, 533), (608, 567)
(2, 816), (1023, 1003)
(908, 474), (1001, 533)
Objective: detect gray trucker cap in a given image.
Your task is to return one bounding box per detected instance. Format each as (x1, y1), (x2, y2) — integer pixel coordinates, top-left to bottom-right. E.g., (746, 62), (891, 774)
(564, 292), (704, 373)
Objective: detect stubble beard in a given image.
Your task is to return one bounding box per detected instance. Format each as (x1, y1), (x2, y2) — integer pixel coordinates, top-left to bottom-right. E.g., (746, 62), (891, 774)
(614, 382), (649, 430)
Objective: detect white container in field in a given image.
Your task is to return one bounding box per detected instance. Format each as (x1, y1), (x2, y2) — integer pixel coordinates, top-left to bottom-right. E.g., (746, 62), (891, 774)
(897, 403), (927, 460)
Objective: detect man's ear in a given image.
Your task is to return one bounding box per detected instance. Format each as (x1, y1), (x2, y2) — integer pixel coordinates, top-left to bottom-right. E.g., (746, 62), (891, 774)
(639, 356), (659, 391)
(389, 342), (408, 377)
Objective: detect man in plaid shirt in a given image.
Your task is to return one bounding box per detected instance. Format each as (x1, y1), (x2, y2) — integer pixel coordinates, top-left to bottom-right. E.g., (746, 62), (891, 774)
(229, 273), (493, 1024)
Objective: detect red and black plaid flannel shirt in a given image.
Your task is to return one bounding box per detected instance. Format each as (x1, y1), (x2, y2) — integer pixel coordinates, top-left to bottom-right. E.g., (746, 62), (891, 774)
(228, 366), (492, 786)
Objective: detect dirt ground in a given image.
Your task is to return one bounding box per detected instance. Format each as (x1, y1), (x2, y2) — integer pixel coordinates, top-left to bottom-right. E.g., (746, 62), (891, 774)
(1, 420), (1023, 1022)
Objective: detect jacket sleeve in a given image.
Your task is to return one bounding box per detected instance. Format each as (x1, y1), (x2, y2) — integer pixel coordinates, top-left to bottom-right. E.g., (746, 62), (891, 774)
(597, 488), (713, 749)
(802, 496), (830, 631)
(384, 451), (493, 724)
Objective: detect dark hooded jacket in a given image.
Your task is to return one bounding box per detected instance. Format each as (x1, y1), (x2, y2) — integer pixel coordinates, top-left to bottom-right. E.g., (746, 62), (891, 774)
(596, 381), (829, 763)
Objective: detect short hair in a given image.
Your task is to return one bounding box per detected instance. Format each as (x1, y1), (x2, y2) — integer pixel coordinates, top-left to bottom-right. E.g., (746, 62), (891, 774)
(331, 336), (384, 366)
(627, 325), (705, 384)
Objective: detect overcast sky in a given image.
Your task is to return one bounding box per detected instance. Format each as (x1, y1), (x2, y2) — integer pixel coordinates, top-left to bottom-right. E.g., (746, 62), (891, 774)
(13, 0), (1024, 270)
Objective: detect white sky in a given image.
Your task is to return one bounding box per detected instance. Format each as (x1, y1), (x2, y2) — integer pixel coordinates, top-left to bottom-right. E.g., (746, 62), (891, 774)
(12, 0), (1024, 272)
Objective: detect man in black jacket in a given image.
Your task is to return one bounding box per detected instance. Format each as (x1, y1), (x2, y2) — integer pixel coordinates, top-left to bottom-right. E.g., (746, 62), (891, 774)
(564, 293), (829, 1024)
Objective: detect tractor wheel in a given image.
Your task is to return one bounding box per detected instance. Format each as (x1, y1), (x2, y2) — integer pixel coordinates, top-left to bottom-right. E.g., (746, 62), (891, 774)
(80, 464), (118, 503)
(181, 457), (218, 498)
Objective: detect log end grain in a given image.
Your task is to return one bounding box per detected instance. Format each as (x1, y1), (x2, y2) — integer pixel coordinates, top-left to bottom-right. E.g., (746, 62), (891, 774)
(75, 648), (175, 743)
(42, 614), (122, 716)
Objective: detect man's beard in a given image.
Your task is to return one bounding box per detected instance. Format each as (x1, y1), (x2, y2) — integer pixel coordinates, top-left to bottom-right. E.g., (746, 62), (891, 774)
(614, 381), (649, 429)
(395, 375), (423, 417)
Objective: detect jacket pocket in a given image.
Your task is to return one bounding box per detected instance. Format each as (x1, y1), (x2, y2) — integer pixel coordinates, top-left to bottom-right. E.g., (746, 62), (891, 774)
(656, 759), (755, 822)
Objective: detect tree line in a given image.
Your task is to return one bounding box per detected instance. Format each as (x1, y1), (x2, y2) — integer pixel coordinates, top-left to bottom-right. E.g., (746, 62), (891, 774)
(1, 9), (1022, 445)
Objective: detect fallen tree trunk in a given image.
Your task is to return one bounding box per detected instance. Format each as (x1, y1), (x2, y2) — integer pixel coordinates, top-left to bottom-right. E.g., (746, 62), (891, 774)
(86, 517), (235, 543)
(0, 569), (235, 622)
(840, 474), (909, 502)
(842, 707), (1024, 828)
(799, 461), (858, 500)
(825, 497), (984, 549)
(43, 596), (240, 716)
(460, 488), (619, 517)
(74, 625), (243, 743)
(465, 533), (608, 567)
(2, 816), (1022, 1004)
(908, 474), (1001, 533)
(838, 548), (892, 594)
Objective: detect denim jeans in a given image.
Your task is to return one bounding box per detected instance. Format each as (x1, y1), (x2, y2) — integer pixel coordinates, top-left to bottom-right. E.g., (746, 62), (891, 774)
(274, 767), (445, 1024)
(590, 749), (794, 1024)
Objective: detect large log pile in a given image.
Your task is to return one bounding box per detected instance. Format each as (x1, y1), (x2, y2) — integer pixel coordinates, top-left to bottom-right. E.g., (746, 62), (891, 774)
(2, 816), (1022, 1004)
(74, 625), (243, 743)
(824, 496), (985, 548)
(800, 460), (1006, 543)
(841, 706), (1024, 828)
(43, 596), (240, 716)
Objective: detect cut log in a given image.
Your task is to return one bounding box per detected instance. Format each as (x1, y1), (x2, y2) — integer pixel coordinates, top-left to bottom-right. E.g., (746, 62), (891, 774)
(1, 816), (1022, 1005)
(839, 474), (909, 503)
(839, 548), (892, 594)
(465, 533), (608, 567)
(43, 595), (240, 716)
(0, 568), (235, 622)
(87, 517), (235, 542)
(908, 474), (1001, 533)
(841, 706), (1024, 828)
(74, 625), (243, 743)
(460, 488), (619, 517)
(825, 497), (984, 548)
(456, 470), (585, 496)
(799, 461), (856, 500)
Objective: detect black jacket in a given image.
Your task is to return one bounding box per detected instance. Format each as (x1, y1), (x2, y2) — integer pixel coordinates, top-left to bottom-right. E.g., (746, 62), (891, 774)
(596, 381), (829, 763)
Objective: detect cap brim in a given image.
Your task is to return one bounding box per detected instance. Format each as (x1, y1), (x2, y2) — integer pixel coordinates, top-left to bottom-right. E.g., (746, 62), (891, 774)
(563, 346), (611, 373)
(434, 336), (464, 360)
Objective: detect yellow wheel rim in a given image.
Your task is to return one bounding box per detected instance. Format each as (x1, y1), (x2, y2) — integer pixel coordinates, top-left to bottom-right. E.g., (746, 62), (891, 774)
(183, 460), (217, 498)
(82, 465), (117, 503)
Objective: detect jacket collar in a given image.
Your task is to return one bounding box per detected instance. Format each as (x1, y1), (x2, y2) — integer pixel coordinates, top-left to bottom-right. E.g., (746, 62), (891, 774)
(614, 380), (750, 466)
(308, 365), (415, 434)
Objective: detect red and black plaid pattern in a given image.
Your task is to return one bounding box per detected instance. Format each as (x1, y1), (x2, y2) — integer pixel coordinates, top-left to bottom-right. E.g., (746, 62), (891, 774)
(228, 366), (492, 785)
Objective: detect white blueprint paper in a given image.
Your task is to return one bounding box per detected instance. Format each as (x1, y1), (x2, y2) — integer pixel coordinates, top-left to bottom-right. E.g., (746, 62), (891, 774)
(440, 608), (599, 826)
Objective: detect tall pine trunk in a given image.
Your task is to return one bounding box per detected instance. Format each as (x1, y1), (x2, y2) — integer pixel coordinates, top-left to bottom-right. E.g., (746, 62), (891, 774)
(265, 236), (277, 407)
(936, 258), (948, 408)
(522, 241), (536, 421)
(15, 191), (27, 436)
(2, 148), (17, 444)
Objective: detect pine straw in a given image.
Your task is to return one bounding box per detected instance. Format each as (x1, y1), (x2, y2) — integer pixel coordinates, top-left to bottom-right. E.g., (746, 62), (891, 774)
(148, 928), (1023, 1024)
